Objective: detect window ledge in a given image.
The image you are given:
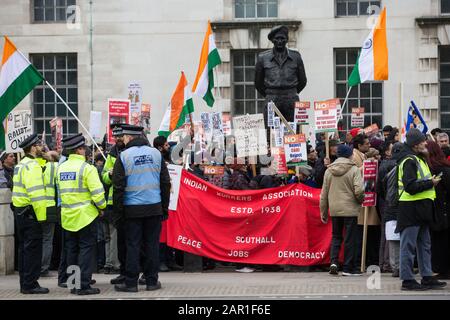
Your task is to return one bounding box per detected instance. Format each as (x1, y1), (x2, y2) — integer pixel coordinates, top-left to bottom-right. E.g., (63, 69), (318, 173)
(211, 19), (301, 31)
(416, 16), (450, 27)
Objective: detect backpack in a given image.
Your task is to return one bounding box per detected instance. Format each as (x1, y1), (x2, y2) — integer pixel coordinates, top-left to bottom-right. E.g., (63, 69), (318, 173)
(384, 156), (417, 208)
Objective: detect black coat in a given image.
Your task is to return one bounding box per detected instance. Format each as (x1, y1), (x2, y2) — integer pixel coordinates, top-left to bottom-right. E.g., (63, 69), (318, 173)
(377, 159), (397, 223)
(314, 155), (337, 188)
(113, 137), (171, 220)
(396, 146), (435, 233)
(430, 165), (450, 231)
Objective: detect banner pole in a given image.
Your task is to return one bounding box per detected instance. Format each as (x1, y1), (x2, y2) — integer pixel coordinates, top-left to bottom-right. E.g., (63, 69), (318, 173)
(361, 206), (369, 272)
(45, 80), (106, 161)
(325, 133), (330, 160)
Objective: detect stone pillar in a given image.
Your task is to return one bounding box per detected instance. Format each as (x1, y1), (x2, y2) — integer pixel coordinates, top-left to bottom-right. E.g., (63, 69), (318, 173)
(0, 188), (14, 275)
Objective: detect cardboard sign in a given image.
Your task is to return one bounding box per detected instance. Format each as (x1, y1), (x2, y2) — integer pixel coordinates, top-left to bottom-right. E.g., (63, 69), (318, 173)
(128, 82), (142, 126)
(5, 110), (33, 153)
(314, 99), (338, 132)
(294, 101), (310, 125)
(232, 114), (268, 158)
(108, 99), (130, 143)
(141, 103), (151, 135)
(270, 147), (288, 174)
(351, 107), (365, 128)
(283, 134), (307, 166)
(363, 160), (378, 207)
(49, 117), (63, 152)
(204, 166), (225, 175)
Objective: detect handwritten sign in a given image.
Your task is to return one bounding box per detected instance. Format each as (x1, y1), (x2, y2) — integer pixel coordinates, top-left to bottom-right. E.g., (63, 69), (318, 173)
(314, 99), (338, 132)
(232, 114), (267, 158)
(5, 110), (33, 153)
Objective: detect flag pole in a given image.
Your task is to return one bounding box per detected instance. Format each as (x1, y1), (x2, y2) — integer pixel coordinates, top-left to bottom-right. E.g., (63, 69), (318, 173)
(341, 86), (353, 115)
(44, 80), (107, 161)
(14, 48), (107, 161)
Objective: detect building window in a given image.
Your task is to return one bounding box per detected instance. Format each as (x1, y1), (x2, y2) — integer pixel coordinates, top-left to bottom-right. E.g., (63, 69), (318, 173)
(336, 0), (381, 17)
(235, 0), (278, 19)
(442, 0), (450, 14)
(232, 50), (265, 115)
(440, 46), (450, 131)
(335, 48), (383, 131)
(33, 0), (76, 23)
(30, 53), (78, 144)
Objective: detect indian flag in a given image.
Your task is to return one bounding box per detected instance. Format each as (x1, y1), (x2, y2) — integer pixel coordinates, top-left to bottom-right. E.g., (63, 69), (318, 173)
(158, 72), (194, 138)
(192, 21), (222, 107)
(348, 7), (388, 87)
(0, 37), (44, 120)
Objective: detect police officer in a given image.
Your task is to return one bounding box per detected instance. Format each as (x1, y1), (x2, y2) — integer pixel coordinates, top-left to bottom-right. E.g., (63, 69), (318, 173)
(57, 134), (106, 295)
(101, 124), (127, 284)
(12, 134), (49, 294)
(113, 125), (171, 292)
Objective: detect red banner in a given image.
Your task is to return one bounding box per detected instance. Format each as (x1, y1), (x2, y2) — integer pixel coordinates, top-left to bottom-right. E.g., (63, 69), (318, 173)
(166, 170), (332, 266)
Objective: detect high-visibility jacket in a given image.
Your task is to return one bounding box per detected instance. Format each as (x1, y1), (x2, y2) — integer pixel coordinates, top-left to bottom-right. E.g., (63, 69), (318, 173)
(36, 157), (47, 168)
(120, 145), (162, 206)
(102, 153), (117, 206)
(57, 154), (106, 232)
(398, 155), (436, 201)
(44, 161), (57, 207)
(12, 156), (47, 221)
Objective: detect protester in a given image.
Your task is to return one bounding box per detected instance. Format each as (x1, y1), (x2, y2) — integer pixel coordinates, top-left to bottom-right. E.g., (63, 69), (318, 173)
(436, 132), (450, 157)
(383, 125), (393, 139)
(1, 151), (15, 189)
(307, 144), (318, 168)
(320, 144), (364, 276)
(314, 139), (340, 187)
(431, 128), (443, 141)
(426, 141), (450, 280)
(397, 128), (446, 290)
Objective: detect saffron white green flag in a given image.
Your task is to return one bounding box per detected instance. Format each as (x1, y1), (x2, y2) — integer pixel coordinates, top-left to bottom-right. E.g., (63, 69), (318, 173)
(158, 72), (194, 138)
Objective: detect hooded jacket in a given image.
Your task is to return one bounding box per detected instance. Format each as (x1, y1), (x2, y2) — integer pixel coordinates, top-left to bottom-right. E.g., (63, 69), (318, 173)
(320, 157), (365, 220)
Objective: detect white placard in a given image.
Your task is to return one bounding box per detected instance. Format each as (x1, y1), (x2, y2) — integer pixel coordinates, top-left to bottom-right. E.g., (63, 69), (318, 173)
(5, 110), (33, 153)
(89, 111), (102, 142)
(232, 114), (267, 158)
(168, 164), (183, 211)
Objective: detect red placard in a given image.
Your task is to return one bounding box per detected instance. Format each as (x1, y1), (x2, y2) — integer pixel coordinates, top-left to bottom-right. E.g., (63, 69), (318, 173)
(108, 99), (130, 143)
(363, 160), (378, 207)
(167, 170), (332, 266)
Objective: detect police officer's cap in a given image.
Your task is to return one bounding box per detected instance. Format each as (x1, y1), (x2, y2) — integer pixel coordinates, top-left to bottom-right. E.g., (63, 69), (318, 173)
(19, 133), (41, 149)
(268, 25), (289, 41)
(121, 124), (144, 136)
(111, 123), (125, 137)
(62, 133), (85, 150)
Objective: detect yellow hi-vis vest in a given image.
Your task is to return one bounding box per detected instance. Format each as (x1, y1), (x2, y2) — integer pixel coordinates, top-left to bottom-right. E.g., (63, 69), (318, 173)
(12, 156), (47, 221)
(101, 153), (116, 206)
(398, 155), (436, 201)
(57, 154), (106, 232)
(44, 161), (57, 207)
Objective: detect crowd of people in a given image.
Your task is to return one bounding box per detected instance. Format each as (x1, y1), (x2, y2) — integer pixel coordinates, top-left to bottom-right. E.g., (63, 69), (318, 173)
(1, 122), (449, 294)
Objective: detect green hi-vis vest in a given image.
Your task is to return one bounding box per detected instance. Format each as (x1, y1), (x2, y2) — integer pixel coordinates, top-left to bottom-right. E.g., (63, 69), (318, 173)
(12, 156), (47, 221)
(398, 155), (436, 201)
(57, 154), (106, 232)
(101, 153), (116, 206)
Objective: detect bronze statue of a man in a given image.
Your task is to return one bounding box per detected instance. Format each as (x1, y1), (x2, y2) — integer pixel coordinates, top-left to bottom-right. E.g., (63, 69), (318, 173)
(255, 25), (307, 126)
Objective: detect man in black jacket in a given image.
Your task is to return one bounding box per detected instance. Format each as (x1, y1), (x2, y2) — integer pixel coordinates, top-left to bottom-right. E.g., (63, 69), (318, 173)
(397, 129), (447, 290)
(314, 139), (340, 187)
(113, 125), (171, 292)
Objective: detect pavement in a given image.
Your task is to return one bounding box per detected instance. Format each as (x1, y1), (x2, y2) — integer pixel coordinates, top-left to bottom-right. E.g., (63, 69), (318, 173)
(1, 269), (450, 300)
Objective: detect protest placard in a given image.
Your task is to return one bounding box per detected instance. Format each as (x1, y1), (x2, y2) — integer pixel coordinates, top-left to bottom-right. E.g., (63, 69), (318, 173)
(351, 107), (365, 127)
(128, 82), (142, 126)
(283, 133), (307, 166)
(294, 101), (310, 125)
(89, 111), (102, 142)
(5, 110), (33, 153)
(49, 117), (63, 152)
(108, 99), (130, 143)
(232, 114), (267, 158)
(141, 103), (151, 135)
(314, 99), (338, 132)
(363, 160), (378, 207)
(270, 147), (288, 174)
